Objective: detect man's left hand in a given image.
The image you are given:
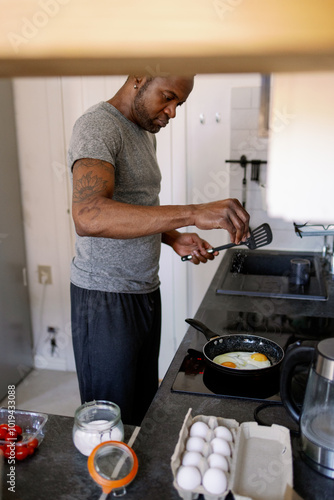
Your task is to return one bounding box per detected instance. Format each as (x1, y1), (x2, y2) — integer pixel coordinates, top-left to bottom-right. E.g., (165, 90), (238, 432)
(171, 232), (218, 265)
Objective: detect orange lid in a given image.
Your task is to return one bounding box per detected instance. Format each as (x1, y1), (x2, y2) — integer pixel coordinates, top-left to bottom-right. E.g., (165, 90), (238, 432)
(88, 440), (138, 495)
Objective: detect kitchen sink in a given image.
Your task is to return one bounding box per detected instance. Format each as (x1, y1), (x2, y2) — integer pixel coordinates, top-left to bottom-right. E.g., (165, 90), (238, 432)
(216, 250), (328, 300)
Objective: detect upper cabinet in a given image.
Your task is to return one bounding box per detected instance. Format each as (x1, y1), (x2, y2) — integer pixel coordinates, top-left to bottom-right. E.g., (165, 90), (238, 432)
(1, 0), (334, 77)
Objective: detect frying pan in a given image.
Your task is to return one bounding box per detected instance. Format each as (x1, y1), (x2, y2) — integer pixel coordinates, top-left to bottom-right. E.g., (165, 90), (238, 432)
(185, 318), (284, 378)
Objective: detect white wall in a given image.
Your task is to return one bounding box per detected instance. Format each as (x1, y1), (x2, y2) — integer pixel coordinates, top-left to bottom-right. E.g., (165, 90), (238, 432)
(267, 73), (334, 223)
(229, 85), (325, 253)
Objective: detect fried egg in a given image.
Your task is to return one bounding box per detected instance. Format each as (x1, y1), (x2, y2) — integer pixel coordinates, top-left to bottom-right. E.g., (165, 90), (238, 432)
(212, 351), (271, 370)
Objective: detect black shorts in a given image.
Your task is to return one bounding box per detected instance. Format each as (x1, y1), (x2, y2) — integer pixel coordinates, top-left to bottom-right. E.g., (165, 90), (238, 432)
(70, 283), (161, 425)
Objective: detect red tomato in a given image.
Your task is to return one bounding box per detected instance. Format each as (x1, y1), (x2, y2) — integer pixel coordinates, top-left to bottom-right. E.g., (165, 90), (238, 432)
(27, 438), (39, 449)
(0, 424), (8, 431)
(26, 444), (35, 456)
(5, 430), (18, 441)
(0, 428), (7, 440)
(4, 446), (13, 460)
(15, 446), (29, 461)
(13, 425), (23, 435)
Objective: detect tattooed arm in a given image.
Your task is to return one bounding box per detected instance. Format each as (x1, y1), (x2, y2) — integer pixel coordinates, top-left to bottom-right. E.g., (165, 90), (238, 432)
(72, 158), (193, 239)
(72, 158), (250, 243)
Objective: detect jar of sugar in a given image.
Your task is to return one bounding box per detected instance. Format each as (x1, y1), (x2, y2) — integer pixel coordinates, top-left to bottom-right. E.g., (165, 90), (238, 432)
(73, 400), (124, 456)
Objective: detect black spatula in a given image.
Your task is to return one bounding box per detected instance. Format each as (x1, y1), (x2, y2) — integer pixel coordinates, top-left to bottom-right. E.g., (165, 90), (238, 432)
(181, 223), (272, 261)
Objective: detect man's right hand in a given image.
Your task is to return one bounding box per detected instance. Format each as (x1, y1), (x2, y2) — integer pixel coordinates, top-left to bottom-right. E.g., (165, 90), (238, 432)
(192, 198), (250, 244)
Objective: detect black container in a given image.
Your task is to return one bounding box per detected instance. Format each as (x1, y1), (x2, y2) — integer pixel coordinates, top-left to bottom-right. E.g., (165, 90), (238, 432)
(290, 258), (311, 286)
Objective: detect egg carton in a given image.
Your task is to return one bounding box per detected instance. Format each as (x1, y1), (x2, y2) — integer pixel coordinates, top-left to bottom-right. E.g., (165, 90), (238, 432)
(171, 408), (293, 500)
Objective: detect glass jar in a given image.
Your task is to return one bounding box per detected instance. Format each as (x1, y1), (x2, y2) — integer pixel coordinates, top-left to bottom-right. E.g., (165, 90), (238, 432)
(73, 400), (124, 456)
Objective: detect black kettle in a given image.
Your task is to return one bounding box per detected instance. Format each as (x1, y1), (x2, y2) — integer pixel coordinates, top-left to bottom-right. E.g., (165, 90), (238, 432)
(280, 338), (334, 479)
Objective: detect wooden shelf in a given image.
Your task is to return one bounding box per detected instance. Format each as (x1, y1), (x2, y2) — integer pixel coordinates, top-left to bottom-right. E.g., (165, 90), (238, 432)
(1, 0), (334, 76)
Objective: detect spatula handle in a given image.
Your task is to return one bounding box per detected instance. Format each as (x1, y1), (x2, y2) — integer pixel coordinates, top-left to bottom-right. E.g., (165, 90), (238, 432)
(181, 241), (240, 261)
(208, 241), (246, 253)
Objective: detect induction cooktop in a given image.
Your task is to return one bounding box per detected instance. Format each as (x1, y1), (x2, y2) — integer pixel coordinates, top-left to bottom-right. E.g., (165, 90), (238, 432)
(172, 350), (281, 402)
(171, 317), (332, 403)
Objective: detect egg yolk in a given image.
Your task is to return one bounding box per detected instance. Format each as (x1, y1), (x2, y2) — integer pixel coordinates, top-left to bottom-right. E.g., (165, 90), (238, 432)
(221, 361), (237, 368)
(251, 353), (268, 362)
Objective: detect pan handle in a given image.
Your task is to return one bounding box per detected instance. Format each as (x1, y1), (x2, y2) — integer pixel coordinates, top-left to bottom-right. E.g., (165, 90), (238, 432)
(185, 318), (219, 341)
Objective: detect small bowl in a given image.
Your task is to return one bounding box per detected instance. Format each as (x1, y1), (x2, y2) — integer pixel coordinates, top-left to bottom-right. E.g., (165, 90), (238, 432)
(0, 408), (48, 454)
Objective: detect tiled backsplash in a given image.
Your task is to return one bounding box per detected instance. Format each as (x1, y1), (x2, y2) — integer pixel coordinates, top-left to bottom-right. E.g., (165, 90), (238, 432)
(229, 87), (326, 254)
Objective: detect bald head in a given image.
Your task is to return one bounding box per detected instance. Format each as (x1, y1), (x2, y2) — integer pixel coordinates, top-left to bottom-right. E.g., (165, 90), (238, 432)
(110, 75), (194, 133)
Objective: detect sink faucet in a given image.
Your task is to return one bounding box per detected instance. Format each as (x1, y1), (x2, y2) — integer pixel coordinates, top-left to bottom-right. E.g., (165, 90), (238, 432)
(293, 223), (334, 274)
(322, 236), (330, 258)
(322, 235), (334, 274)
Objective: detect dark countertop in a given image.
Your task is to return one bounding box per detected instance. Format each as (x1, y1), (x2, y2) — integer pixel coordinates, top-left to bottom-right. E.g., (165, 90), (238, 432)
(1, 415), (136, 500)
(2, 249), (334, 500)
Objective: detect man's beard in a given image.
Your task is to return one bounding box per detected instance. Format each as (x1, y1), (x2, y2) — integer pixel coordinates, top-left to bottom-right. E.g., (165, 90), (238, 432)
(133, 87), (162, 133)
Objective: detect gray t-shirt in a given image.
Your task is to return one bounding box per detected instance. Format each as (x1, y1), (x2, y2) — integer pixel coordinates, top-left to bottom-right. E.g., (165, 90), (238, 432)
(68, 102), (162, 293)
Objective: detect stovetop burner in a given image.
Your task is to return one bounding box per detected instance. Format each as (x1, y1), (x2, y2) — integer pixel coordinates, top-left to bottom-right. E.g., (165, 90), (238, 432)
(172, 351), (281, 402)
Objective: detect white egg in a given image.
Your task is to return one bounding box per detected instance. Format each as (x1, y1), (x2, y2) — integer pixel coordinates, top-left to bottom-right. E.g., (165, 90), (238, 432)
(214, 425), (233, 442)
(213, 353), (243, 368)
(176, 465), (202, 490)
(186, 436), (205, 453)
(182, 451), (202, 467)
(211, 437), (231, 457)
(212, 351), (271, 370)
(202, 468), (227, 495)
(190, 421), (209, 439)
(243, 363), (259, 370)
(247, 352), (271, 368)
(207, 453), (229, 472)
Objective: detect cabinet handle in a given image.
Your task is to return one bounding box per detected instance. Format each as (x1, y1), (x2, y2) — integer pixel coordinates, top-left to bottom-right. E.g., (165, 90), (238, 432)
(22, 267), (27, 287)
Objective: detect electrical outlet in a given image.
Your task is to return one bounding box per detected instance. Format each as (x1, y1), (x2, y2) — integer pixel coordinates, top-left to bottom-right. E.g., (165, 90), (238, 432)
(38, 265), (52, 284)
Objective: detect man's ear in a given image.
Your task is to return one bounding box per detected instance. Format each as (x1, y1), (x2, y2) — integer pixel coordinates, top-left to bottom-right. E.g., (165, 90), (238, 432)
(134, 76), (145, 86)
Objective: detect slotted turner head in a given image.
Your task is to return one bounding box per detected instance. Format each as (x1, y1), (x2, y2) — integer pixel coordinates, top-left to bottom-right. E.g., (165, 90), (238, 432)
(245, 222), (272, 249)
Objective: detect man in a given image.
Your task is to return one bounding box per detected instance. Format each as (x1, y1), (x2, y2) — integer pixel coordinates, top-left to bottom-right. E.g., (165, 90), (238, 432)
(68, 75), (250, 425)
